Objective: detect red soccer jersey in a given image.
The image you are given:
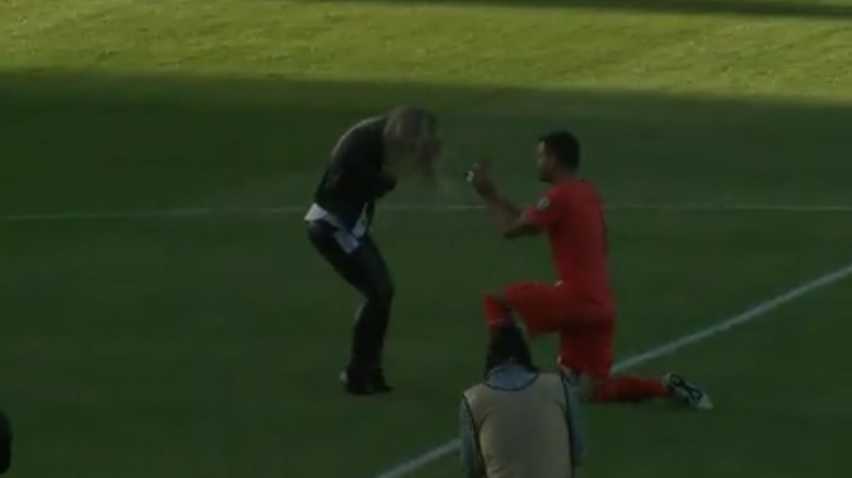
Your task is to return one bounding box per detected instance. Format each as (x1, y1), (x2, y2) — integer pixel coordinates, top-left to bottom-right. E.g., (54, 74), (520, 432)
(524, 179), (614, 307)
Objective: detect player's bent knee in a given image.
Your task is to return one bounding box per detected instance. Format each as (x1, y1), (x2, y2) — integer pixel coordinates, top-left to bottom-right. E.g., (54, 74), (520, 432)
(483, 293), (514, 327)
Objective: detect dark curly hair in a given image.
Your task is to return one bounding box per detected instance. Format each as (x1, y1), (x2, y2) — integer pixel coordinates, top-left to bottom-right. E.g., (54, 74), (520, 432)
(484, 323), (537, 377)
(539, 130), (580, 172)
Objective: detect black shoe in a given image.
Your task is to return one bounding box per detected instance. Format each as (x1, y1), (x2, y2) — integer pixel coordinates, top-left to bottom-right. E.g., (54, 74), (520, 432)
(340, 367), (393, 396)
(367, 368), (393, 393)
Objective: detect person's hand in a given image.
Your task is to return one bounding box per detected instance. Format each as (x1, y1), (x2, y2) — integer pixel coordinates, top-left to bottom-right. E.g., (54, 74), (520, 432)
(466, 161), (497, 199)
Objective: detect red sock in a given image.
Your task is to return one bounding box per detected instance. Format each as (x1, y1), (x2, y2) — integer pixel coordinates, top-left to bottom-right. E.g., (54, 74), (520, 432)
(591, 375), (669, 403)
(483, 295), (511, 327)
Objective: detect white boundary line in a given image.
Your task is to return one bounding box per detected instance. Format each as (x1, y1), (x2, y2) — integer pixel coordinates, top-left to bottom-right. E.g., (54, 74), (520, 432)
(2, 203), (852, 222)
(373, 261), (852, 478)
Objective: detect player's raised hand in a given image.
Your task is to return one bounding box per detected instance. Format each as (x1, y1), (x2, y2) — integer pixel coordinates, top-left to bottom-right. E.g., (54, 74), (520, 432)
(467, 160), (497, 199)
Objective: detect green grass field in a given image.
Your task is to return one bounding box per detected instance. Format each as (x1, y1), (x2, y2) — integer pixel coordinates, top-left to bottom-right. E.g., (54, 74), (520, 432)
(2, 1), (852, 477)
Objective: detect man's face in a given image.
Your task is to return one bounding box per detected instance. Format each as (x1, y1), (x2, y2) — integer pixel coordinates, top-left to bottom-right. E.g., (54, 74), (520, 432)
(536, 142), (555, 182)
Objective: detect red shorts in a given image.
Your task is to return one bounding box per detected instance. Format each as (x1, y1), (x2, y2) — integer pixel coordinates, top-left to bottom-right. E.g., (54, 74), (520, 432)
(503, 281), (615, 379)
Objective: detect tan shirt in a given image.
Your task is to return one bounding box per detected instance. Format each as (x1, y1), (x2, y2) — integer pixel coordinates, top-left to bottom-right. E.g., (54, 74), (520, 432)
(461, 367), (581, 478)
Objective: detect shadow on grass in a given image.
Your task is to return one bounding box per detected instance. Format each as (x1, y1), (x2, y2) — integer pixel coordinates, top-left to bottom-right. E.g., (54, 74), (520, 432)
(2, 69), (851, 216)
(318, 0), (852, 20)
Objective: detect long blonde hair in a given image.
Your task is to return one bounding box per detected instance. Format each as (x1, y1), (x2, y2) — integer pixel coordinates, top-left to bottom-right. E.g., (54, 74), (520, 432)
(384, 106), (440, 174)
(384, 106), (438, 143)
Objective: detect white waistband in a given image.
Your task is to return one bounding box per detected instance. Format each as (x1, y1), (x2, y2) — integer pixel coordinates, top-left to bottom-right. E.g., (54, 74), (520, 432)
(304, 203), (368, 237)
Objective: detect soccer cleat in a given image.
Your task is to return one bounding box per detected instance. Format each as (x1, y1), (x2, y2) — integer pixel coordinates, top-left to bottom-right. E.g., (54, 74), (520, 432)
(340, 367), (393, 396)
(664, 373), (713, 411)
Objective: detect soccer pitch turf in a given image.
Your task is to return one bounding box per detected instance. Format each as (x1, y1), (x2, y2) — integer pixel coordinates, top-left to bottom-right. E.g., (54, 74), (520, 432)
(2, 1), (852, 477)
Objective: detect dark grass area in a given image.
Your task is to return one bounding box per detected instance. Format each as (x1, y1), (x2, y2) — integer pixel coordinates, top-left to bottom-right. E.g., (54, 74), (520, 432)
(2, 70), (852, 216)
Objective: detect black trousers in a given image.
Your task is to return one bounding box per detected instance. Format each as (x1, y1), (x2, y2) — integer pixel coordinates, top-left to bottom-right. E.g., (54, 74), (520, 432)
(307, 220), (394, 372)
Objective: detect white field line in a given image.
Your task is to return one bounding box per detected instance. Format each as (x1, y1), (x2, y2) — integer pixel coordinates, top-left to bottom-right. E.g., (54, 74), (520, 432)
(373, 261), (852, 478)
(2, 203), (852, 222)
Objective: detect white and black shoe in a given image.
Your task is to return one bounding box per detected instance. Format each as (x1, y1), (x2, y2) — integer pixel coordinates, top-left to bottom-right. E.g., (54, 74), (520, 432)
(664, 373), (713, 411)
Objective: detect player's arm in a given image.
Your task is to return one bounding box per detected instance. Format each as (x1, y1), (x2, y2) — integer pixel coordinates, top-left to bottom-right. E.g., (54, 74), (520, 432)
(467, 162), (542, 239)
(481, 194), (541, 239)
(459, 397), (485, 478)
